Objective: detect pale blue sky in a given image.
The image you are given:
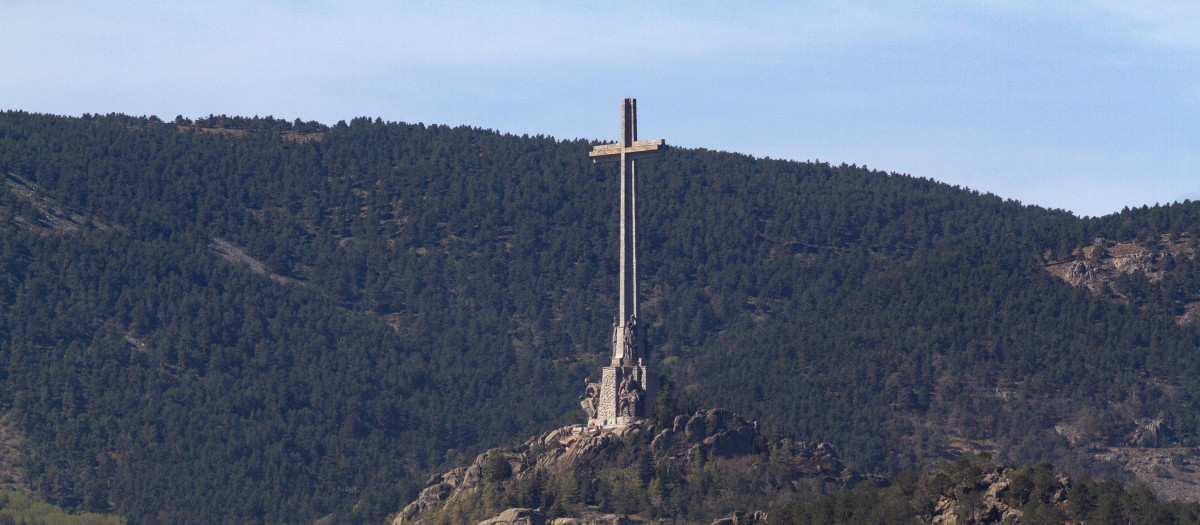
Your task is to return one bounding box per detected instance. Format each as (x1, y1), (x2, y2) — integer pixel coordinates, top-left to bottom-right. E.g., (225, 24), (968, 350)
(3, 1), (1198, 217)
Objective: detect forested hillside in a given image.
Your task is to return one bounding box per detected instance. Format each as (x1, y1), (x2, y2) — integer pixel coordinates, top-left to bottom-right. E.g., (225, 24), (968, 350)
(0, 111), (1199, 523)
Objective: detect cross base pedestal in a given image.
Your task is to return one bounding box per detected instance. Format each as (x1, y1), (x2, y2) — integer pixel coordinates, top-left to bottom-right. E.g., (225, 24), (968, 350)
(588, 364), (658, 429)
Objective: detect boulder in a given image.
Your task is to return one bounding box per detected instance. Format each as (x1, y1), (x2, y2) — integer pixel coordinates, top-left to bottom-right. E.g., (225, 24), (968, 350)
(650, 428), (675, 454)
(551, 516), (633, 525)
(684, 414), (707, 443)
(478, 508), (546, 525)
(710, 510), (767, 525)
(396, 482), (454, 523)
(703, 425), (756, 457)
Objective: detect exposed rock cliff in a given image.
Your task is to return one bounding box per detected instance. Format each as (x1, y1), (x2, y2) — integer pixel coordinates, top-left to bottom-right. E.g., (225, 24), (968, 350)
(1042, 235), (1200, 324)
(928, 465), (1047, 525)
(910, 462), (1077, 525)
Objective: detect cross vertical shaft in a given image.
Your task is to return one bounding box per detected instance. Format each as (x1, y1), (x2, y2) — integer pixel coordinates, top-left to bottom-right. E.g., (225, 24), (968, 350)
(619, 98), (636, 327)
(590, 99), (666, 366)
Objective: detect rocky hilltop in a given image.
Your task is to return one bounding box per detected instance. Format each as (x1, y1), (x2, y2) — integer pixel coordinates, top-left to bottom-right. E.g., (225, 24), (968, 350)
(393, 409), (861, 525)
(394, 414), (1200, 525)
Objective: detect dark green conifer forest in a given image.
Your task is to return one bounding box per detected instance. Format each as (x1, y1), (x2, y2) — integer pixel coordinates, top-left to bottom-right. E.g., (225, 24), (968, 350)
(0, 111), (1199, 523)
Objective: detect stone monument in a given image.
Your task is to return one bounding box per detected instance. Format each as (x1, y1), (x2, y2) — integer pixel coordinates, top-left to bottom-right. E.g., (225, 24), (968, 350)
(580, 99), (664, 428)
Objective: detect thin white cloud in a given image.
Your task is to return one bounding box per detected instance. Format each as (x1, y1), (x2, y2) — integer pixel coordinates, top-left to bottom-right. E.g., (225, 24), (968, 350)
(1095, 0), (1200, 50)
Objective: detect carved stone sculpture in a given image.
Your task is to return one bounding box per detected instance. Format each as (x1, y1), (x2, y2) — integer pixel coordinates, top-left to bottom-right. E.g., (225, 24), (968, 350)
(579, 380), (600, 420)
(617, 375), (643, 418)
(623, 315), (638, 359)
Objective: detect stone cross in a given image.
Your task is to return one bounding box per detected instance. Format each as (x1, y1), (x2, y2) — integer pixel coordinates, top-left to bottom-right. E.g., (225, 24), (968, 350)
(589, 99), (666, 366)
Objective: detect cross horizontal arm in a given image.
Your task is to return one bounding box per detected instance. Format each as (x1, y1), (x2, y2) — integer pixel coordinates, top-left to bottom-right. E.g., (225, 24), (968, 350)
(589, 139), (667, 163)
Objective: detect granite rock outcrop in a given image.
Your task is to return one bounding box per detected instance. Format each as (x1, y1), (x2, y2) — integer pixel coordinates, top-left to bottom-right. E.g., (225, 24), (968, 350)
(393, 408), (856, 524)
